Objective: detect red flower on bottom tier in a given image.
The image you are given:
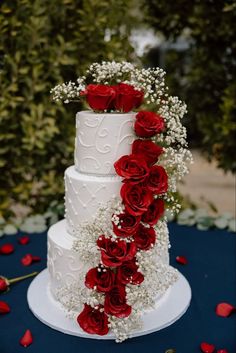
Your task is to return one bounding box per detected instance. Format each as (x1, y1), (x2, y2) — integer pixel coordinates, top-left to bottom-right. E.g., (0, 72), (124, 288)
(141, 198), (165, 226)
(85, 266), (115, 292)
(77, 304), (109, 335)
(117, 258), (144, 285)
(112, 211), (141, 238)
(104, 285), (132, 318)
(133, 224), (156, 251)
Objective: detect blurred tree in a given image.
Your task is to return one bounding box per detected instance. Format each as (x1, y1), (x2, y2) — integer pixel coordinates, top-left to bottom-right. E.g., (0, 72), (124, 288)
(143, 0), (236, 173)
(0, 0), (135, 219)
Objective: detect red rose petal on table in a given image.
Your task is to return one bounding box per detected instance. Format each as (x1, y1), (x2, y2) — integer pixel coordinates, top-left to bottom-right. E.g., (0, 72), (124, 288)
(0, 243), (14, 255)
(176, 255), (188, 265)
(200, 342), (215, 353)
(18, 236), (30, 245)
(0, 300), (10, 314)
(19, 329), (33, 347)
(217, 350), (228, 353)
(215, 302), (236, 317)
(21, 254), (33, 266)
(21, 254), (41, 266)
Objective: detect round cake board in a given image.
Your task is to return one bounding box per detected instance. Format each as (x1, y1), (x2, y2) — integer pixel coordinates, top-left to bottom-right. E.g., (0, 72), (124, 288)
(27, 268), (191, 340)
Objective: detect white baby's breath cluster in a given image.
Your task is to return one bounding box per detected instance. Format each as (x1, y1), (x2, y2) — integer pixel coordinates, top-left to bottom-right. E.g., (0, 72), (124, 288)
(50, 77), (85, 103)
(56, 199), (178, 342)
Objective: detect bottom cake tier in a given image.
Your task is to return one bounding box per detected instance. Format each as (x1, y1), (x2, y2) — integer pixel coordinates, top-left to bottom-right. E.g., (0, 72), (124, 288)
(27, 268), (191, 339)
(47, 219), (171, 299)
(46, 219), (182, 340)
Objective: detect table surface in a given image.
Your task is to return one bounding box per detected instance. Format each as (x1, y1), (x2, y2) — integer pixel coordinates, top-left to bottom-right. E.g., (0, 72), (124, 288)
(0, 223), (235, 353)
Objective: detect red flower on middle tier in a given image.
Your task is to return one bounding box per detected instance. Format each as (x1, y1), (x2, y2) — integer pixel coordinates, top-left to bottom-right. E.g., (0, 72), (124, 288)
(132, 139), (164, 166)
(114, 154), (149, 183)
(97, 235), (136, 267)
(85, 266), (115, 292)
(120, 183), (153, 216)
(112, 211), (141, 238)
(145, 165), (168, 194)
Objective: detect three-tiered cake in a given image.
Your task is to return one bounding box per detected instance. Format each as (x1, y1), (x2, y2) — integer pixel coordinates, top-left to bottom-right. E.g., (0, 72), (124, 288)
(28, 62), (192, 342)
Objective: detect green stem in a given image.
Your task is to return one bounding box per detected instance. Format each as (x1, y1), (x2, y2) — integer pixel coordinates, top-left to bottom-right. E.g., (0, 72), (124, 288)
(8, 271), (38, 284)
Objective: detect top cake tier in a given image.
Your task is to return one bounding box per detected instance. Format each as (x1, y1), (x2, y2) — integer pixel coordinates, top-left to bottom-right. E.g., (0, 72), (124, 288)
(75, 111), (136, 175)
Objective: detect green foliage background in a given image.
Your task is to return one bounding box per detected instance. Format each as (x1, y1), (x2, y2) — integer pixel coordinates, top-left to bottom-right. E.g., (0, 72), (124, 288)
(143, 0), (236, 173)
(0, 0), (135, 218)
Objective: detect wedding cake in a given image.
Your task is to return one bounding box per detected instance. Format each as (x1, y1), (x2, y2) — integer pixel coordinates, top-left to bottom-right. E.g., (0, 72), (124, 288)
(44, 62), (192, 341)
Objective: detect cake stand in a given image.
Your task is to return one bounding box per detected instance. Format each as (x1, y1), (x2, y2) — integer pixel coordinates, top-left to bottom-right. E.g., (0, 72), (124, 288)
(27, 268), (191, 339)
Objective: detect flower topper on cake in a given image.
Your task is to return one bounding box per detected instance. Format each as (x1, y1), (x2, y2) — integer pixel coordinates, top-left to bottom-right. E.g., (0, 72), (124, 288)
(51, 61), (193, 342)
(51, 61), (167, 113)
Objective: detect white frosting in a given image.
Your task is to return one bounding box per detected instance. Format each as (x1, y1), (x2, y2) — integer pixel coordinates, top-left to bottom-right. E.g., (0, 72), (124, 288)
(47, 219), (170, 299)
(75, 111), (136, 175)
(47, 219), (88, 297)
(65, 166), (122, 234)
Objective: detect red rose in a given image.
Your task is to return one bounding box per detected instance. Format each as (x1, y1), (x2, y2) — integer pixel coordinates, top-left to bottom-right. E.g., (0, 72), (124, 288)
(145, 165), (168, 194)
(77, 304), (109, 335)
(114, 154), (149, 183)
(114, 83), (144, 113)
(141, 198), (165, 226)
(82, 84), (116, 111)
(117, 258), (144, 285)
(112, 211), (141, 238)
(97, 235), (136, 267)
(134, 111), (165, 138)
(104, 285), (132, 318)
(132, 139), (163, 166)
(85, 266), (115, 292)
(0, 277), (8, 292)
(120, 183), (153, 216)
(133, 224), (156, 251)
(0, 243), (14, 255)
(0, 300), (11, 314)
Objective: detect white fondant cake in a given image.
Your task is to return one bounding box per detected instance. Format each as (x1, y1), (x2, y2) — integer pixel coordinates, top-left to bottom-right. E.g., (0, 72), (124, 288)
(75, 111), (136, 175)
(64, 166), (122, 234)
(47, 110), (177, 338)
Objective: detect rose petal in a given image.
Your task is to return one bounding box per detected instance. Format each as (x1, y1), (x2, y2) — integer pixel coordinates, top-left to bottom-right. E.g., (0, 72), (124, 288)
(21, 254), (41, 266)
(32, 256), (41, 262)
(217, 350), (228, 353)
(176, 255), (188, 265)
(19, 329), (33, 347)
(200, 342), (215, 353)
(18, 236), (30, 245)
(21, 254), (33, 266)
(0, 243), (14, 255)
(0, 300), (10, 314)
(0, 277), (8, 292)
(215, 302), (236, 317)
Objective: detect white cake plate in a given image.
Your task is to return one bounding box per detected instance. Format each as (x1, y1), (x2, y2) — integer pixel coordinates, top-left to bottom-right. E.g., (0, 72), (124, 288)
(27, 268), (191, 340)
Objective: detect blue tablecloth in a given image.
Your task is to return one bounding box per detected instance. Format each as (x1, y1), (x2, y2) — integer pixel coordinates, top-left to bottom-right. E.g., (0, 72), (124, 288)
(0, 223), (235, 353)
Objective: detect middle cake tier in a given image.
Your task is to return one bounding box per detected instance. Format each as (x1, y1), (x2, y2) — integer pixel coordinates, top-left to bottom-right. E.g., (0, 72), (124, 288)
(65, 166), (122, 235)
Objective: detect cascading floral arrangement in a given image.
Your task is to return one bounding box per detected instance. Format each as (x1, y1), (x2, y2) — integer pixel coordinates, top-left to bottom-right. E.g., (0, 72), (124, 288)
(51, 61), (193, 342)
